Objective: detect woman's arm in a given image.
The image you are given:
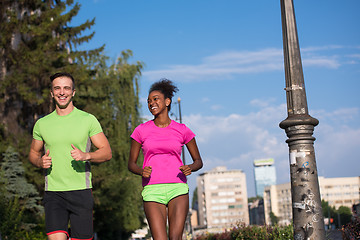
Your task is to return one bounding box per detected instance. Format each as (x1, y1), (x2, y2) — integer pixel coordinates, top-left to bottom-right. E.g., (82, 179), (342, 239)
(128, 139), (152, 177)
(180, 138), (203, 176)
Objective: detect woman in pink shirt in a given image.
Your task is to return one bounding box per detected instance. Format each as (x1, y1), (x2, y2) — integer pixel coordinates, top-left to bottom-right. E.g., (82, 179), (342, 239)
(128, 79), (203, 240)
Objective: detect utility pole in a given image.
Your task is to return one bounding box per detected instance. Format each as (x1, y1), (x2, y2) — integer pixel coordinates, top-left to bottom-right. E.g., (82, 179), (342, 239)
(279, 0), (326, 239)
(178, 97), (186, 165)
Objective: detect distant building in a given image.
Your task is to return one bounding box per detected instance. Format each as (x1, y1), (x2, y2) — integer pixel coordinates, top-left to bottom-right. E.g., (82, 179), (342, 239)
(263, 176), (360, 226)
(197, 166), (249, 230)
(248, 198), (265, 225)
(318, 176), (360, 209)
(253, 158), (276, 197)
(263, 182), (292, 226)
(190, 209), (198, 227)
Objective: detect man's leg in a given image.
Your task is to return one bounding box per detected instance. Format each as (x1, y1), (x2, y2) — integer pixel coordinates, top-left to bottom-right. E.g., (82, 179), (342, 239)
(68, 189), (94, 239)
(48, 232), (68, 240)
(44, 191), (69, 240)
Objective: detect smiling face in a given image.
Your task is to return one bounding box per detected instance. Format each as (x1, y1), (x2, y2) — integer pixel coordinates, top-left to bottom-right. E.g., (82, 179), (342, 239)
(147, 90), (171, 116)
(51, 76), (75, 110)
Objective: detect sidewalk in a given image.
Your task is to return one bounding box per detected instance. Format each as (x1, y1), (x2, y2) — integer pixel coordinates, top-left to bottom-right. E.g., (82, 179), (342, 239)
(326, 229), (343, 240)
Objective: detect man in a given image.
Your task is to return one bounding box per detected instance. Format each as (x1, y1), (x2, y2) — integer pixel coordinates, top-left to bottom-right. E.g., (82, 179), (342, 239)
(29, 72), (112, 240)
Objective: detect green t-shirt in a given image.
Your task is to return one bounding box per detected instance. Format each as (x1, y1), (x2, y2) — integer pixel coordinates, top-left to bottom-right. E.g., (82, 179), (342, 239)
(33, 107), (103, 191)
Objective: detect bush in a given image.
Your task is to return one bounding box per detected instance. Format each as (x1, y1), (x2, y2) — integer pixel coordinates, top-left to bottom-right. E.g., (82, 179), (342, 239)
(341, 216), (360, 240)
(194, 222), (294, 240)
(0, 197), (46, 240)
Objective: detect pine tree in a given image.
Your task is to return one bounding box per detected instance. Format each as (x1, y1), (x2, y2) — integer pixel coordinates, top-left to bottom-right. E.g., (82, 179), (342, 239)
(0, 146), (44, 232)
(0, 0), (104, 215)
(0, 0), (103, 142)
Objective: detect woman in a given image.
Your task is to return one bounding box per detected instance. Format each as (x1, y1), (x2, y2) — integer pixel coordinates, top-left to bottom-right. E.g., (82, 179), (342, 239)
(128, 79), (203, 240)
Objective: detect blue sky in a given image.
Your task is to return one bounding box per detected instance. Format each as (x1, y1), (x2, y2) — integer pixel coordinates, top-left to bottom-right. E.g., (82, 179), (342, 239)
(72, 0), (360, 198)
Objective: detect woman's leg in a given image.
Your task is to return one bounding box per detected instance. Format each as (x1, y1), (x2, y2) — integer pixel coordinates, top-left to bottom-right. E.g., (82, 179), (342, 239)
(167, 194), (189, 240)
(144, 201), (168, 240)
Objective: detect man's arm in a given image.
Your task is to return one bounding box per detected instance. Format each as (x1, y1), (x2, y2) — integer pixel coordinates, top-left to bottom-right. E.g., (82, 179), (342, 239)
(29, 139), (52, 168)
(71, 132), (112, 163)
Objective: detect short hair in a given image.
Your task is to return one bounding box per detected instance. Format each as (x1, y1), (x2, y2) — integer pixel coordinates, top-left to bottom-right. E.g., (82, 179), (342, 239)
(50, 72), (75, 90)
(149, 78), (178, 112)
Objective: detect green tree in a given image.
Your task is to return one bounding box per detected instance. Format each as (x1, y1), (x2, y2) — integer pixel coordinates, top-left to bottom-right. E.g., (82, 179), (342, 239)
(77, 51), (145, 239)
(322, 200), (352, 228)
(322, 200), (336, 226)
(248, 196), (262, 203)
(0, 146), (44, 236)
(270, 211), (278, 226)
(0, 196), (26, 239)
(1, 1), (147, 238)
(0, 0), (103, 143)
(1, 146), (43, 213)
(0, 0), (104, 217)
(192, 187), (198, 210)
(336, 206), (352, 228)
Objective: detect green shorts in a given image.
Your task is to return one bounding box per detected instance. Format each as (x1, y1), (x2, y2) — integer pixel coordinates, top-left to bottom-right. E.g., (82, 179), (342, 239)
(142, 183), (189, 205)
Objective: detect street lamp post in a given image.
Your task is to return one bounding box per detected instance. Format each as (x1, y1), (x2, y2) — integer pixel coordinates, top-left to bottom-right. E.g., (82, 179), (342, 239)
(177, 97), (186, 165)
(279, 0), (325, 239)
(177, 97), (193, 238)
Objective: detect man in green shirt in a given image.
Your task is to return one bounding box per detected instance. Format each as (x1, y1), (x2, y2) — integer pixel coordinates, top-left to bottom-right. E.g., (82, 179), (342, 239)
(29, 72), (112, 240)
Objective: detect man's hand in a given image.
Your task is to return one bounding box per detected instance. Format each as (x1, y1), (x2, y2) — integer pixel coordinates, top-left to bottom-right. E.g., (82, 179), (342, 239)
(41, 149), (52, 169)
(142, 166), (152, 178)
(180, 165), (192, 176)
(71, 144), (90, 161)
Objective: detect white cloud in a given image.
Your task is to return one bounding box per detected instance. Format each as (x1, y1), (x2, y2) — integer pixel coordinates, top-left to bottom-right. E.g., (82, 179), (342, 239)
(303, 57), (340, 68)
(312, 107), (359, 125)
(143, 48), (284, 81)
(347, 54), (360, 59)
(250, 98), (276, 108)
(201, 97), (210, 103)
(210, 104), (223, 111)
(142, 46), (358, 82)
(183, 104), (360, 197)
(301, 45), (344, 52)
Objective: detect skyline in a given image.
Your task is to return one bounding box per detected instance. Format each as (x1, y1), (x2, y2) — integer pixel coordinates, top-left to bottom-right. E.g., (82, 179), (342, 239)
(72, 0), (360, 198)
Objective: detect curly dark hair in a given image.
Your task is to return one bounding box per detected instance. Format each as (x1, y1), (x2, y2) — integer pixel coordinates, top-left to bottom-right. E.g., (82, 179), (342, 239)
(149, 78), (178, 112)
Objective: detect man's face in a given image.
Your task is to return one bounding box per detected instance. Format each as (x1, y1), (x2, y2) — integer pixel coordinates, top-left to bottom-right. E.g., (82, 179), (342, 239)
(51, 76), (75, 109)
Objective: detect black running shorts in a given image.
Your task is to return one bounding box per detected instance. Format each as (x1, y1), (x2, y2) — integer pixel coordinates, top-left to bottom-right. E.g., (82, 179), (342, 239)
(44, 189), (94, 240)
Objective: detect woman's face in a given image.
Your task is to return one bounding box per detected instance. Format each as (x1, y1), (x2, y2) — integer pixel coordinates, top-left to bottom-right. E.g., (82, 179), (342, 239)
(147, 90), (170, 116)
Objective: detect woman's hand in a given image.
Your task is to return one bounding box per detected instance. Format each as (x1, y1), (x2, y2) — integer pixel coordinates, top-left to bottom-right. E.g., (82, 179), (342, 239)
(142, 166), (152, 178)
(180, 165), (192, 176)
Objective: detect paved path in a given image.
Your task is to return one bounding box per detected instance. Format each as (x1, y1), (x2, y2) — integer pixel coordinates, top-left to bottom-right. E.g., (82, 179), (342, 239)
(326, 229), (343, 240)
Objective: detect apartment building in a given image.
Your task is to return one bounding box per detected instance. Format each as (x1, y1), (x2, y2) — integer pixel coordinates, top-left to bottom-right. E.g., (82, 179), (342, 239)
(263, 176), (360, 225)
(318, 176), (360, 209)
(197, 166), (249, 230)
(263, 182), (292, 225)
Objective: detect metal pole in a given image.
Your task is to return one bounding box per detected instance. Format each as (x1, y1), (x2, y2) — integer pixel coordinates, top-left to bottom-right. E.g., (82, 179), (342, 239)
(279, 0), (325, 239)
(178, 97), (186, 165)
(328, 207), (331, 230)
(178, 97), (191, 238)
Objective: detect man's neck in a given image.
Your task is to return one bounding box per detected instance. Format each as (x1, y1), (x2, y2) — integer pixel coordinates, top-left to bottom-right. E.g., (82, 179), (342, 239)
(55, 103), (75, 116)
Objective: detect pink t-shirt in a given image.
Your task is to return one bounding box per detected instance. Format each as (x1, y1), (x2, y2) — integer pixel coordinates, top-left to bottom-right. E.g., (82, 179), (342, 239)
(131, 120), (195, 186)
